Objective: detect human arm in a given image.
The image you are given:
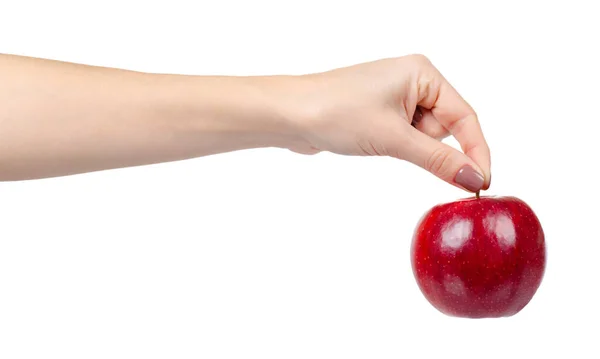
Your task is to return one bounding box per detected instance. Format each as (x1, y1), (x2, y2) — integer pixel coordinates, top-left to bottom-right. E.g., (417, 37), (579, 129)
(0, 53), (490, 191)
(0, 54), (302, 180)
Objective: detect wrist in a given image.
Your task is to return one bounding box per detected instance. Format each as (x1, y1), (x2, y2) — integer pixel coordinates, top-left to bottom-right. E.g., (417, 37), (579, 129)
(141, 72), (317, 156)
(189, 74), (313, 152)
(142, 74), (310, 154)
(252, 74), (322, 153)
(242, 75), (316, 151)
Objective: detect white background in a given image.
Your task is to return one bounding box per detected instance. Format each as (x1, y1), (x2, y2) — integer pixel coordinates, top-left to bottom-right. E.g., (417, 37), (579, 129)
(1, 1), (598, 358)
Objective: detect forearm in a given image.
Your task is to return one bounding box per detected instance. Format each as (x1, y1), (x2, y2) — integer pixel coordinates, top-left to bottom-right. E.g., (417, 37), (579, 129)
(0, 54), (300, 181)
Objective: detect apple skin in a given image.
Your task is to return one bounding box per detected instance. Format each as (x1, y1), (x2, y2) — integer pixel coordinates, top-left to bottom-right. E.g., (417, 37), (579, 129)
(410, 195), (546, 318)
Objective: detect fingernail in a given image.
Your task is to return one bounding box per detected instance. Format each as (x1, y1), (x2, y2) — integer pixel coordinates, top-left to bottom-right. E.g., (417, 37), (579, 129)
(412, 107), (423, 126)
(484, 173), (491, 190)
(454, 165), (484, 192)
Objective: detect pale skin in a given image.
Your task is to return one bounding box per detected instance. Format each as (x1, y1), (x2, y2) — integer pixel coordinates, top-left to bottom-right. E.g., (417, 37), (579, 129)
(0, 53), (490, 191)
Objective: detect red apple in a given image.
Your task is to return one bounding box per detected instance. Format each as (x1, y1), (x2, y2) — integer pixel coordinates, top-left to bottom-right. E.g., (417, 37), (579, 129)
(410, 195), (546, 318)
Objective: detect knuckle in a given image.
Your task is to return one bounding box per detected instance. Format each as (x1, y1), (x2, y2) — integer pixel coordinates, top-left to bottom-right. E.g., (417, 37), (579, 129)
(406, 53), (431, 66)
(448, 111), (478, 136)
(447, 116), (466, 134)
(396, 54), (427, 70)
(400, 54), (438, 104)
(425, 147), (452, 177)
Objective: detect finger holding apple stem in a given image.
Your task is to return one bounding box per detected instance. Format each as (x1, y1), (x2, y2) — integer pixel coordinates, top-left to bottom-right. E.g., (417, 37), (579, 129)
(476, 190), (480, 199)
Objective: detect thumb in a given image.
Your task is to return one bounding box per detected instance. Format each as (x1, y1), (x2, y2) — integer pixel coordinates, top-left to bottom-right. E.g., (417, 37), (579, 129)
(400, 125), (485, 193)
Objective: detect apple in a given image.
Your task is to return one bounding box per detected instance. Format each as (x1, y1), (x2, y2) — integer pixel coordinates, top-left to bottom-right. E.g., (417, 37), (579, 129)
(410, 195), (546, 318)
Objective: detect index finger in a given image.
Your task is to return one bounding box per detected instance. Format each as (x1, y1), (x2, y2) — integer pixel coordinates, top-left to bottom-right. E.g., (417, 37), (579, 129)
(418, 70), (491, 189)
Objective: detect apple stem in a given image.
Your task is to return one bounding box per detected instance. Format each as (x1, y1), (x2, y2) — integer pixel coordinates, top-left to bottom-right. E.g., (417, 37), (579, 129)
(476, 190), (480, 199)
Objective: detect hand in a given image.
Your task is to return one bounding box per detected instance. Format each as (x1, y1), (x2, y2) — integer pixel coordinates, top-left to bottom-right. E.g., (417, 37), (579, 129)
(285, 54), (491, 193)
(0, 53), (490, 186)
